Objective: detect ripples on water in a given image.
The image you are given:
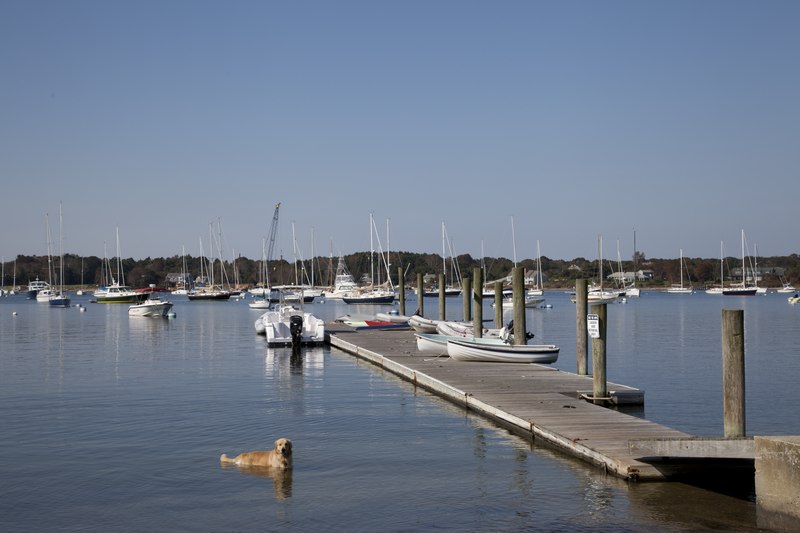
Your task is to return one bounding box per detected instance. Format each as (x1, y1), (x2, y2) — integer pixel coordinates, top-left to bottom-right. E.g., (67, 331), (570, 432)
(1, 291), (798, 531)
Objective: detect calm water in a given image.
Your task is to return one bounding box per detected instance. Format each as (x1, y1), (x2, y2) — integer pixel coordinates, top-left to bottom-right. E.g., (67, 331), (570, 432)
(1, 290), (798, 532)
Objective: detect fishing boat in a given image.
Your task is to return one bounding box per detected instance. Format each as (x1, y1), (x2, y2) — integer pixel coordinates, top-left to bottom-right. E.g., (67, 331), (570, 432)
(27, 278), (51, 299)
(322, 256), (359, 299)
(254, 304), (325, 346)
(128, 296), (174, 317)
(446, 337), (560, 364)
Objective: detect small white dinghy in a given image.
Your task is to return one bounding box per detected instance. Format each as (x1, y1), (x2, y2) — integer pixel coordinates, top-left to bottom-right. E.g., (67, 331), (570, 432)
(128, 296), (174, 317)
(446, 337), (560, 364)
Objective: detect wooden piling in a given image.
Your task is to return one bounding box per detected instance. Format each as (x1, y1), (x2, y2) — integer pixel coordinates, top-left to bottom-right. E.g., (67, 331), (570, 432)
(494, 281), (503, 328)
(473, 267), (483, 338)
(462, 277), (471, 322)
(722, 308), (746, 438)
(398, 267), (405, 316)
(417, 273), (424, 316)
(512, 267), (525, 345)
(591, 302), (607, 403)
(576, 279), (588, 375)
(438, 273), (446, 321)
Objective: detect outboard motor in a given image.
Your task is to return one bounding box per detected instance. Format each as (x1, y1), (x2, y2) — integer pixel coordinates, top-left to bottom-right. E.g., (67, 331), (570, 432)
(289, 314), (304, 347)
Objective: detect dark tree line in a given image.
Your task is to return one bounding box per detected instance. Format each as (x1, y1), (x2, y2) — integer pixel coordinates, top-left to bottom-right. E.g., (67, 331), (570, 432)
(3, 252), (799, 289)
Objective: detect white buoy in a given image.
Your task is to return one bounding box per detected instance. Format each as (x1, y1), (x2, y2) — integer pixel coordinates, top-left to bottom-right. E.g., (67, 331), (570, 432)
(167, 312), (176, 318)
(80, 307), (87, 312)
(12, 311), (18, 316)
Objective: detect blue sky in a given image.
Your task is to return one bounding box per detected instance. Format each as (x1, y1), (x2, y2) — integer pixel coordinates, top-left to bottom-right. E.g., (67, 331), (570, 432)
(2, 1), (798, 263)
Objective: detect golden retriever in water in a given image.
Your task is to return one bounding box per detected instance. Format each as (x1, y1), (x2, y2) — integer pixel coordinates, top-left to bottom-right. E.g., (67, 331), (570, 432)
(220, 438), (293, 469)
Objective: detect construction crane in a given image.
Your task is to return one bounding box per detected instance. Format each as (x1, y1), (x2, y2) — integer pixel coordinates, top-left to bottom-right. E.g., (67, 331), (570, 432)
(265, 203), (281, 287)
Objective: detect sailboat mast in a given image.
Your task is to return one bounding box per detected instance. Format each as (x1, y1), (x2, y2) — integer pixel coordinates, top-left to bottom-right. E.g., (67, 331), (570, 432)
(369, 212), (374, 289)
(511, 215), (518, 267)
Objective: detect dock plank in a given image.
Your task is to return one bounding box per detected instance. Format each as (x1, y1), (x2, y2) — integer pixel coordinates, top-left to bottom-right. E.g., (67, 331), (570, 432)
(327, 327), (692, 481)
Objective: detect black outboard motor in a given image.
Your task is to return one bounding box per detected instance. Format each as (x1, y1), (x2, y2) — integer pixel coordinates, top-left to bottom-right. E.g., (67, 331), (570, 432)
(289, 314), (304, 347)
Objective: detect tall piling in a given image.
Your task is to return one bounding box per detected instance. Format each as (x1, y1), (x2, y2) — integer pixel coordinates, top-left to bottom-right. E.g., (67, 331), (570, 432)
(473, 267), (483, 338)
(416, 273), (424, 317)
(722, 308), (746, 438)
(512, 267), (526, 345)
(398, 267), (405, 316)
(494, 281), (503, 328)
(591, 302), (607, 403)
(462, 277), (471, 322)
(576, 279), (588, 375)
(438, 273), (446, 320)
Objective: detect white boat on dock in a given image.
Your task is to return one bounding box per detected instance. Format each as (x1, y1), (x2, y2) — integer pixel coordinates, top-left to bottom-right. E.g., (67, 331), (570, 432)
(446, 337), (560, 364)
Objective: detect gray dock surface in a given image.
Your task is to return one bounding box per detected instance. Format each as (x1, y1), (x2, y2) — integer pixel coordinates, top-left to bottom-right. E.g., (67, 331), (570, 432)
(326, 325), (692, 481)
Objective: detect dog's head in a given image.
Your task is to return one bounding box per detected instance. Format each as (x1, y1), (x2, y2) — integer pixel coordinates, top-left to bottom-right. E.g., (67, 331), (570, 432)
(275, 438), (292, 458)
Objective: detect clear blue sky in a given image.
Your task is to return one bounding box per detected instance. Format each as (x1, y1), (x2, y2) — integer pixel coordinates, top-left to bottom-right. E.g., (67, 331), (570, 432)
(2, 1), (798, 263)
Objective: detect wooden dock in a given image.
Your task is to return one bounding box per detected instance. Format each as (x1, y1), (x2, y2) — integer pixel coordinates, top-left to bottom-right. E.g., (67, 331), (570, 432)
(326, 326), (694, 481)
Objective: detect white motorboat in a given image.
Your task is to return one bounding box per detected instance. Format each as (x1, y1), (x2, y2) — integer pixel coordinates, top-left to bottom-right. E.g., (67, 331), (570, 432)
(322, 256), (359, 299)
(255, 305), (325, 346)
(446, 337), (560, 364)
(128, 296), (174, 317)
(26, 277), (50, 299)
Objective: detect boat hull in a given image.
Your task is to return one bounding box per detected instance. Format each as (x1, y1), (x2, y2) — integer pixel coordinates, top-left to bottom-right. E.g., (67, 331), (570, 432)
(128, 300), (174, 317)
(342, 295), (395, 304)
(447, 338), (559, 364)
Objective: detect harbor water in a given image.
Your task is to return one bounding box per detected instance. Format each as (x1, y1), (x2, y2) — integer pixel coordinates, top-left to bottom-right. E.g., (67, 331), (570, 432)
(1, 290), (799, 532)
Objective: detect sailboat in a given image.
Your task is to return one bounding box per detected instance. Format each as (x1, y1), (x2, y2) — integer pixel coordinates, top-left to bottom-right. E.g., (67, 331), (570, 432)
(625, 229), (641, 297)
(49, 202), (70, 307)
(667, 249), (693, 294)
(94, 228), (147, 304)
(342, 213), (395, 304)
(424, 222), (462, 296)
(705, 241), (725, 295)
(576, 236), (620, 304)
(723, 230), (757, 296)
(36, 214), (57, 303)
(172, 246), (190, 295)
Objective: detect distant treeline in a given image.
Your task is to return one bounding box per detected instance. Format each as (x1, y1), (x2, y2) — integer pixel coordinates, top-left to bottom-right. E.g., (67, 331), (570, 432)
(3, 251), (800, 289)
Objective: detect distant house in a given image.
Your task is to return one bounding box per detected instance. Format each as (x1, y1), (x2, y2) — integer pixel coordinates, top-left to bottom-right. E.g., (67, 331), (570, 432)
(607, 270), (653, 283)
(165, 273), (192, 288)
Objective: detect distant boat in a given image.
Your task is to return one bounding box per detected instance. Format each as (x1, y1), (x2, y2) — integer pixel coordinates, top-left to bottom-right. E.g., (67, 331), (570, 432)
(27, 277), (50, 299)
(667, 249), (693, 294)
(95, 229), (146, 304)
(342, 289), (395, 304)
(128, 296), (174, 317)
(446, 337), (560, 364)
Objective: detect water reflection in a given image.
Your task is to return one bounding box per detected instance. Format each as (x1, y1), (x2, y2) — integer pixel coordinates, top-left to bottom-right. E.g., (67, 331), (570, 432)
(264, 346), (325, 377)
(220, 463), (293, 501)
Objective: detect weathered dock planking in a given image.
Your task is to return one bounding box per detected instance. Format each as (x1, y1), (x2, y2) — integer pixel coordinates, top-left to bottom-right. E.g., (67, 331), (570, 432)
(326, 325), (693, 481)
